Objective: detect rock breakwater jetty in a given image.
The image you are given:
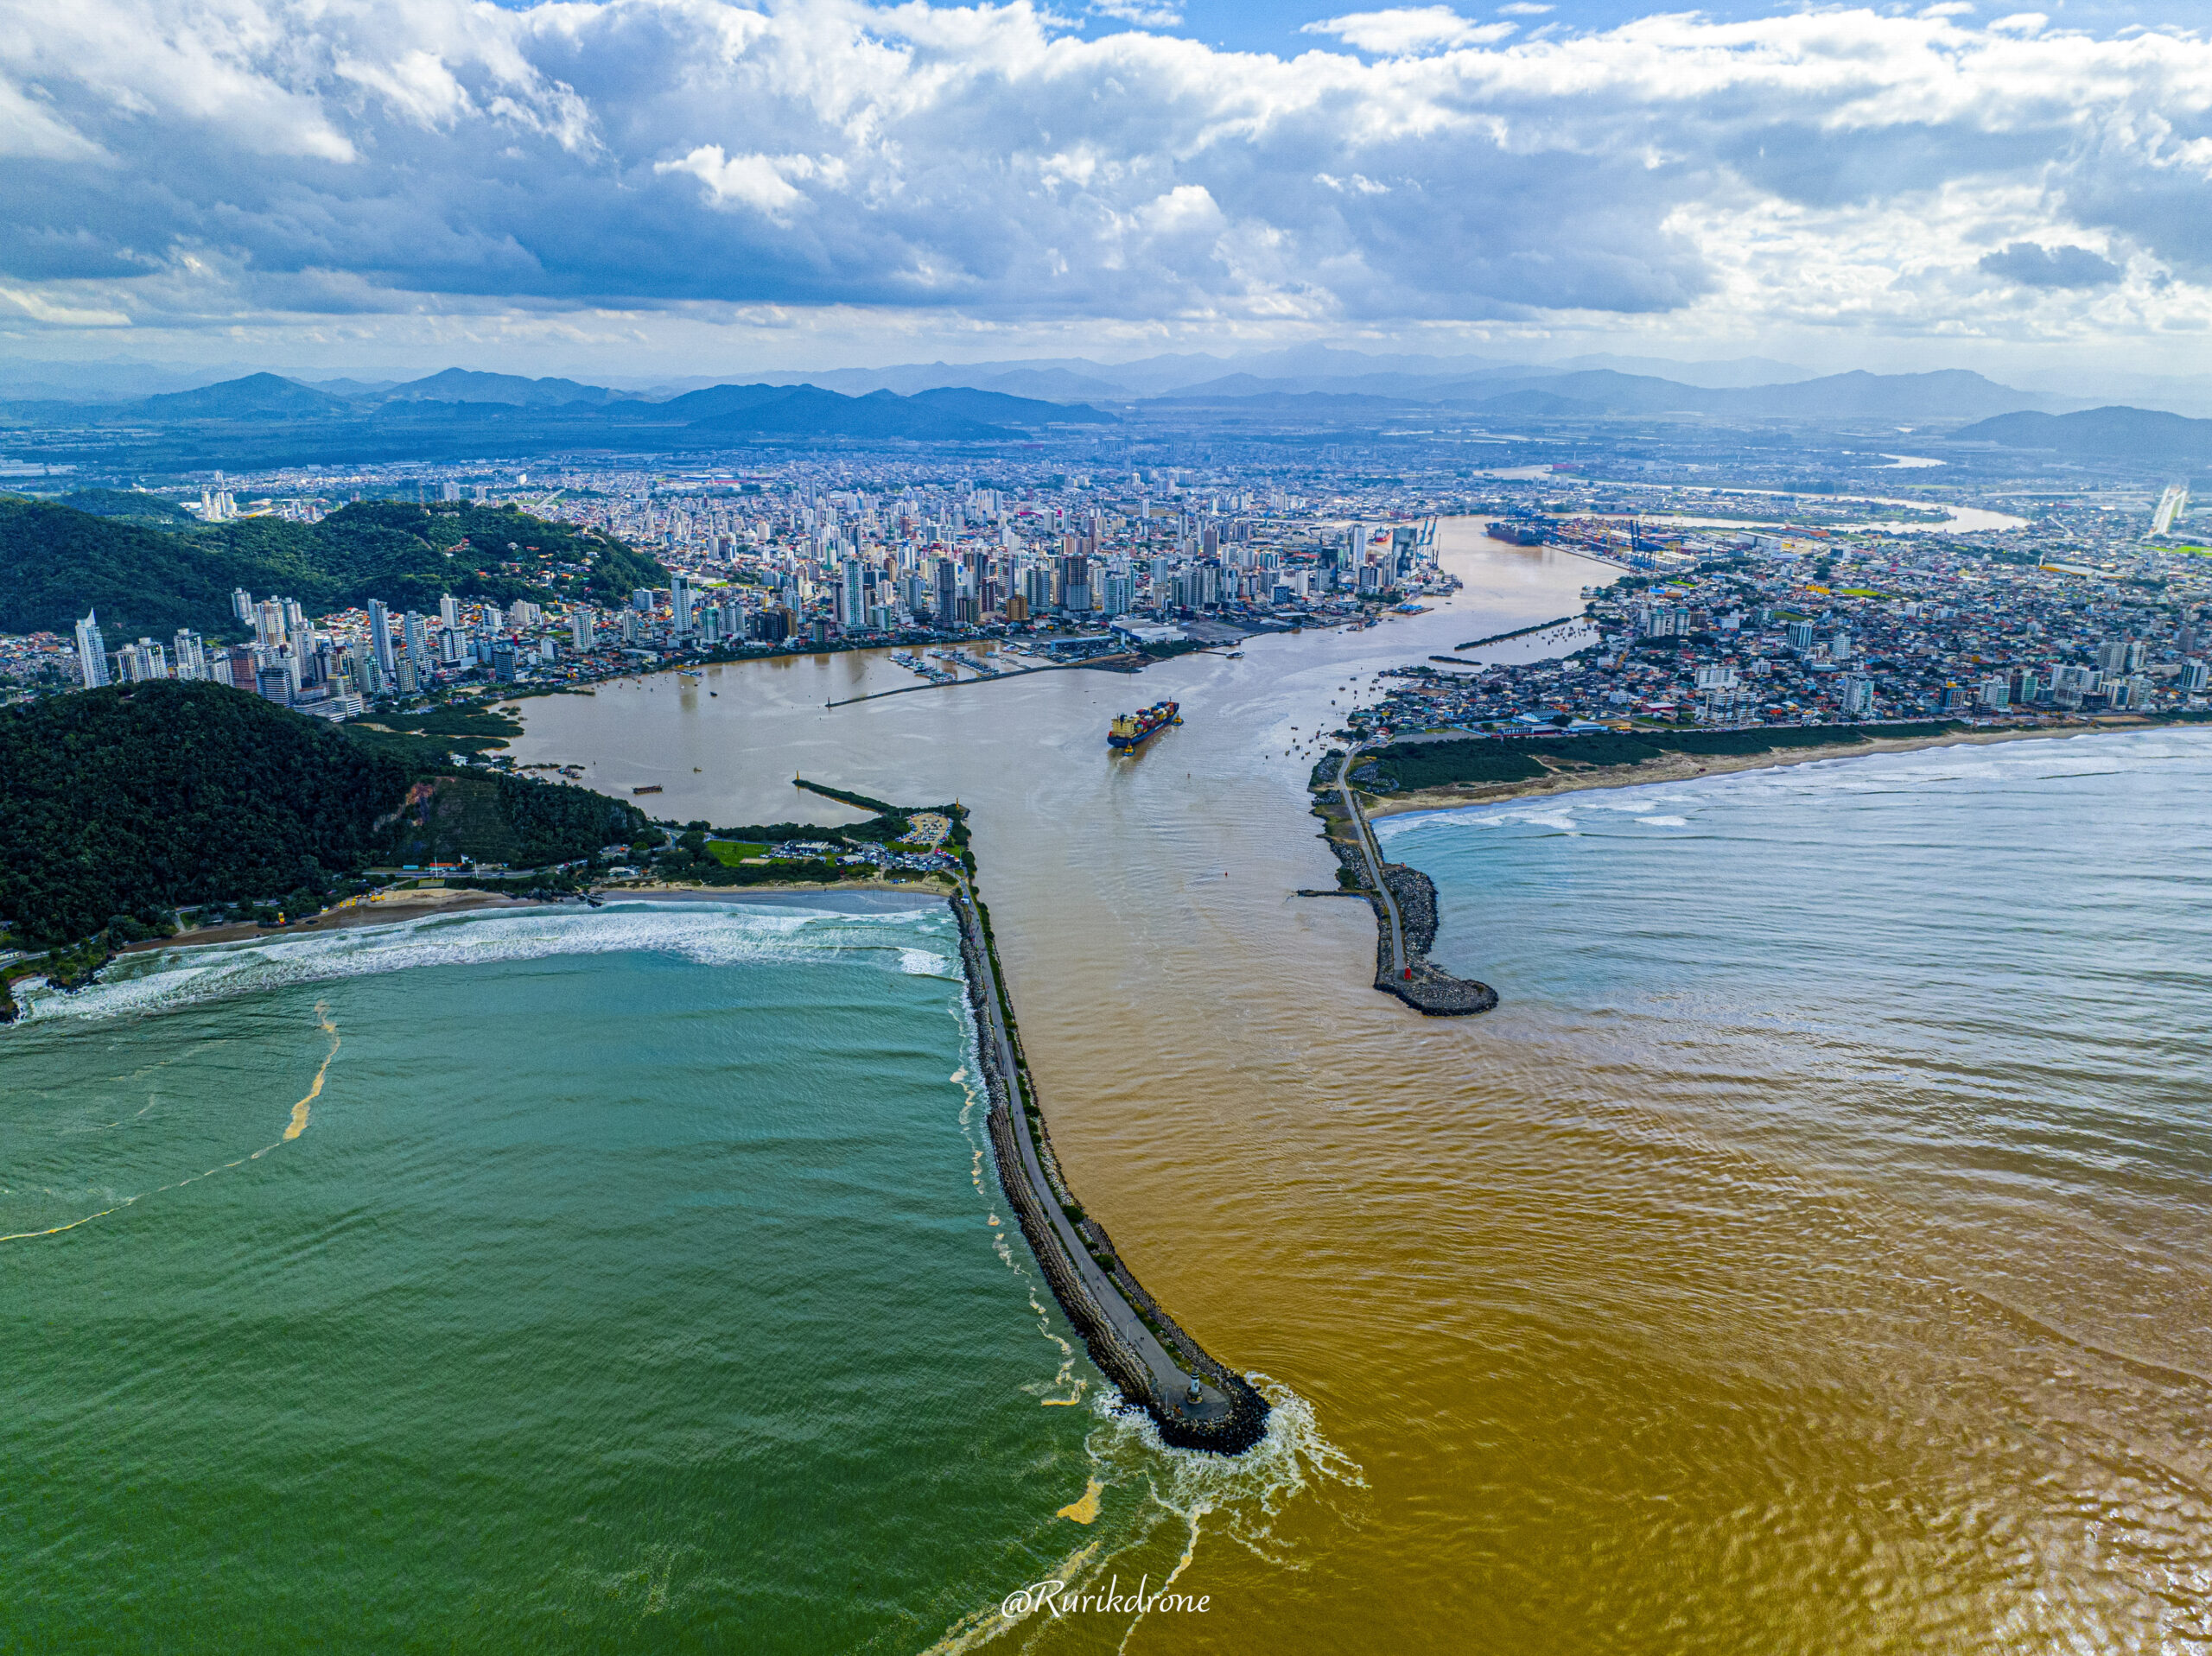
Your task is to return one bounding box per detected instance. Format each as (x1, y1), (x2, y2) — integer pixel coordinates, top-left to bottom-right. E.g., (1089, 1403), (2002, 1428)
(950, 878), (1269, 1455)
(1314, 750), (1498, 1018)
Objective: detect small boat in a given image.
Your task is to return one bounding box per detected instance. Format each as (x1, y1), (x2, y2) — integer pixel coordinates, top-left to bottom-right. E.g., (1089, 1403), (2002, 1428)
(632, 784), (664, 795)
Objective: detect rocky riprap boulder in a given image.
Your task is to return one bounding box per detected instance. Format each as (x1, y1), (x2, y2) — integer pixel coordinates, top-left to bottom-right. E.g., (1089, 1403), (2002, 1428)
(1334, 841), (1498, 1017)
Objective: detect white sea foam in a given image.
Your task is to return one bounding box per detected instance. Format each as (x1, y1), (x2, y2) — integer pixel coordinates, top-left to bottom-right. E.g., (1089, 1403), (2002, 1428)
(1377, 728), (2212, 845)
(1087, 1374), (1364, 1566)
(922, 1373), (1364, 1653)
(12, 900), (961, 1025)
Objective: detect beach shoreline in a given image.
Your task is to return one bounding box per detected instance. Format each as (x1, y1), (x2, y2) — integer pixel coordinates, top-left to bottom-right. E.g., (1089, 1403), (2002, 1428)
(1360, 718), (2190, 821)
(134, 878), (948, 953)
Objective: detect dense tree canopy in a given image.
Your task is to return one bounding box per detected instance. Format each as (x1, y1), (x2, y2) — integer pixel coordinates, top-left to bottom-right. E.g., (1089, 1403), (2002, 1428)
(0, 498), (275, 641)
(0, 495), (668, 641)
(0, 681), (645, 944)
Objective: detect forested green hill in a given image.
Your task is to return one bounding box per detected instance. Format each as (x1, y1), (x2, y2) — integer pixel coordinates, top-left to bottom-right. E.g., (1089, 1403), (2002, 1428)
(0, 496), (668, 640)
(0, 498), (270, 640)
(0, 681), (645, 945)
(58, 489), (200, 526)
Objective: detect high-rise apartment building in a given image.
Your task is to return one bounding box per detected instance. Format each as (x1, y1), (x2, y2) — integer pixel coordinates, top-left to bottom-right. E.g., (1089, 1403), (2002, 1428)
(74, 611), (110, 687)
(368, 600), (395, 674)
(2096, 638), (2146, 675)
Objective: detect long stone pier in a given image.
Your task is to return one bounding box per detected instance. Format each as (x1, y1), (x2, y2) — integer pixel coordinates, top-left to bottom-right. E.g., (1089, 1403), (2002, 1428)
(950, 876), (1269, 1455)
(1322, 751), (1499, 1017)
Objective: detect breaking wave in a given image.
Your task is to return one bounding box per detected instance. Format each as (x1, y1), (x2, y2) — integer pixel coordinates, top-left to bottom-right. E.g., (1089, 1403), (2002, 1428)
(10, 898), (962, 1025)
(1373, 726), (2212, 843)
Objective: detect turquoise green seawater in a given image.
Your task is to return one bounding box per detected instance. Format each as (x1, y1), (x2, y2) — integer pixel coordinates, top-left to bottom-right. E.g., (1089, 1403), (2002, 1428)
(1, 896), (1329, 1653)
(15, 721), (2212, 1652)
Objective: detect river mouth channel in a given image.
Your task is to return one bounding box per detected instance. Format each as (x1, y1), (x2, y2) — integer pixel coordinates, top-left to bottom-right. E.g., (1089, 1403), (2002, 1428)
(505, 522), (2212, 1652)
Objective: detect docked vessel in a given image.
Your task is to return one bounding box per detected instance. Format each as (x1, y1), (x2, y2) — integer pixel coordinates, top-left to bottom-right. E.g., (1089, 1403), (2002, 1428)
(1108, 700), (1181, 749)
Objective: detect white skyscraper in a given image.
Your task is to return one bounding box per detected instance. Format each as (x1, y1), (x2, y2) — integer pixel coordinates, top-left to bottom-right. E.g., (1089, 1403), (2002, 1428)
(368, 599), (395, 674)
(74, 611), (111, 687)
(440, 593), (460, 629)
(571, 609), (595, 652)
(672, 574), (696, 635)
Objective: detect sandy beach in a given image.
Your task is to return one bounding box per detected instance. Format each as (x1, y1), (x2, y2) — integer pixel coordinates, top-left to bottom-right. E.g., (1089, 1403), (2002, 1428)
(1361, 717), (2177, 820)
(135, 876), (950, 954)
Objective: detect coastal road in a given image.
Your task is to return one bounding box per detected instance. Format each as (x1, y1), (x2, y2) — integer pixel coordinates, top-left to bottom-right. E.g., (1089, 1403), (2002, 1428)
(1336, 752), (1406, 976)
(957, 875), (1237, 1431)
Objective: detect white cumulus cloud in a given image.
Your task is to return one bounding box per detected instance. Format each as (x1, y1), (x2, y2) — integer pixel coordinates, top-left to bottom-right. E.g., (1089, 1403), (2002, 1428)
(0, 0), (2206, 358)
(1303, 9), (1518, 55)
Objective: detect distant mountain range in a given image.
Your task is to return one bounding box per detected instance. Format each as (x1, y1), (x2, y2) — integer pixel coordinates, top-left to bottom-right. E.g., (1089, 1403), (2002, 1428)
(1141, 365), (2075, 422)
(18, 362), (2070, 429)
(1953, 405), (2212, 464)
(139, 372), (354, 419)
(0, 372), (1117, 451)
(20, 344), (2212, 418)
(13, 356), (2212, 469)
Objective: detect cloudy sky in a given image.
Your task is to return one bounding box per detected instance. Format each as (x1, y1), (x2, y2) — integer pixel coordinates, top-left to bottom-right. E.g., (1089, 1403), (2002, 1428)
(3, 0), (2211, 379)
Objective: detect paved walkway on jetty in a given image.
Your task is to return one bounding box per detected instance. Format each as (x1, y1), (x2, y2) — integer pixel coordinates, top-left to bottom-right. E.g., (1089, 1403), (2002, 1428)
(825, 657), (1144, 709)
(955, 874), (1240, 1433)
(1335, 751), (1407, 974)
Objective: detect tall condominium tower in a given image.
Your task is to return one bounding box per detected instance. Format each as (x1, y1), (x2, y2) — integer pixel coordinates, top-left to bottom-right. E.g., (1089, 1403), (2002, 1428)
(368, 599), (396, 674)
(74, 611), (111, 688)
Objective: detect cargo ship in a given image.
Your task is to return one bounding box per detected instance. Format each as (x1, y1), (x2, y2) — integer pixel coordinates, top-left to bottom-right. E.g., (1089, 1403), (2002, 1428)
(1108, 700), (1181, 750)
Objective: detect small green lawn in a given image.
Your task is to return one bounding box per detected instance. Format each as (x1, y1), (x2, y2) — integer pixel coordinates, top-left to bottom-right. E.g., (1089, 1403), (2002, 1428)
(703, 841), (768, 865)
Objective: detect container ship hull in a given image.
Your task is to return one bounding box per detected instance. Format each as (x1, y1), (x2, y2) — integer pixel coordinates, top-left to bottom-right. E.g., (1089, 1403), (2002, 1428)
(1108, 701), (1181, 749)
